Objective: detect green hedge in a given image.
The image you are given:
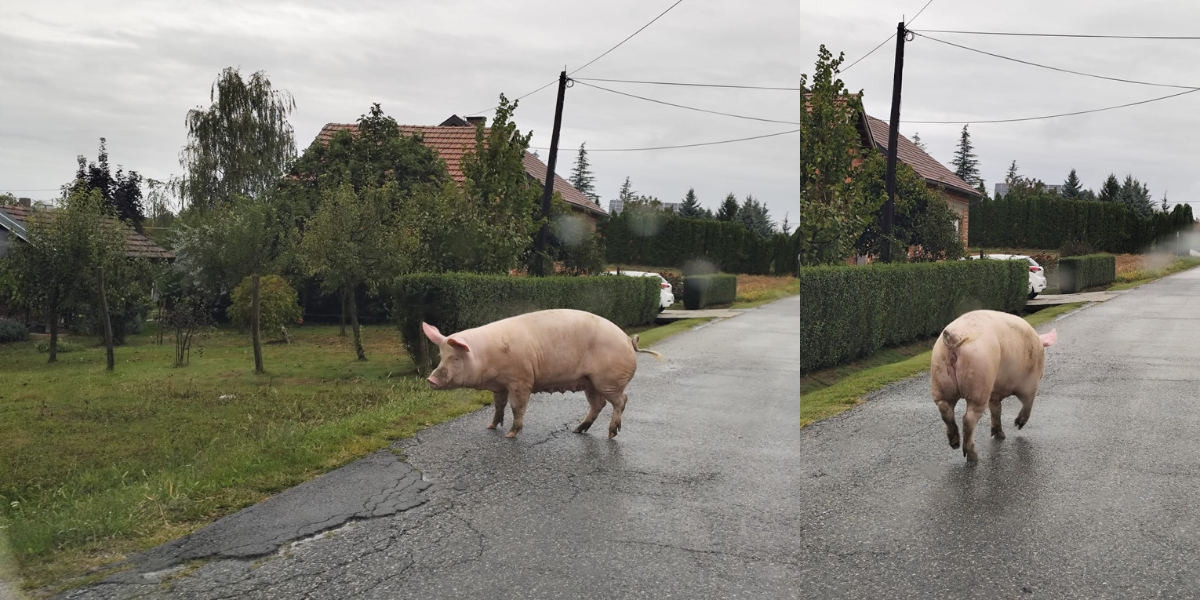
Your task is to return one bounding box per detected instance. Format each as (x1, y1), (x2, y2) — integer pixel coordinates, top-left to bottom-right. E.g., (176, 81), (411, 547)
(603, 209), (798, 275)
(800, 260), (1028, 372)
(683, 274), (738, 309)
(1058, 254), (1116, 293)
(0, 318), (28, 343)
(390, 273), (660, 373)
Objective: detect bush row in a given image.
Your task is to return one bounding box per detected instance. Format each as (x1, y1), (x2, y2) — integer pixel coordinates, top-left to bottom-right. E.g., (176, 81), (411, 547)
(682, 274), (738, 309)
(0, 318), (29, 343)
(603, 211), (798, 275)
(969, 196), (1195, 254)
(389, 273), (660, 373)
(800, 260), (1028, 372)
(1057, 254), (1116, 293)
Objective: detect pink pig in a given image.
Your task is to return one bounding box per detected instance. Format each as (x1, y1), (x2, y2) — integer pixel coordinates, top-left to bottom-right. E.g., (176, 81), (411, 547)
(930, 309), (1058, 461)
(421, 309), (662, 439)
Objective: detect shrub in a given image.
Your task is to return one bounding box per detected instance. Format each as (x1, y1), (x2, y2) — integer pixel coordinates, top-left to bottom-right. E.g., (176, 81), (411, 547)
(226, 275), (302, 340)
(36, 340), (84, 353)
(682, 274), (738, 309)
(659, 271), (684, 296)
(1059, 240), (1095, 258)
(1057, 254), (1115, 293)
(390, 273), (660, 374)
(800, 260), (1028, 372)
(0, 318), (29, 343)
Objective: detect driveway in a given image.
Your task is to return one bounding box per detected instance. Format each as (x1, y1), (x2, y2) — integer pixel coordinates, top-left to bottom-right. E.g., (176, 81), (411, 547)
(64, 295), (804, 599)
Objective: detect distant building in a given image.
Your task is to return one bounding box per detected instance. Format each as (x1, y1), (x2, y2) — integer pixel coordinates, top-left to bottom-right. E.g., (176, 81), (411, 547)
(995, 182), (1062, 198)
(609, 199), (682, 215)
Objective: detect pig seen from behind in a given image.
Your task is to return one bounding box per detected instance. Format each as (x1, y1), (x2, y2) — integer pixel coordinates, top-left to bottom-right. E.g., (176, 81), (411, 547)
(930, 309), (1058, 462)
(422, 309), (662, 439)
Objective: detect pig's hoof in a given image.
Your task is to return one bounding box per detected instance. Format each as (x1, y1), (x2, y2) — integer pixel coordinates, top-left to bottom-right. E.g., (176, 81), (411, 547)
(574, 421), (593, 434)
(505, 431), (517, 438)
(1015, 418), (1027, 430)
(949, 437), (960, 450)
(991, 429), (1005, 440)
(964, 448), (978, 462)
(608, 429), (619, 439)
(486, 423), (497, 430)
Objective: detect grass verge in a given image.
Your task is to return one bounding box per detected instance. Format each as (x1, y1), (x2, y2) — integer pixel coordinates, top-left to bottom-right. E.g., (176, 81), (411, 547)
(799, 303), (1086, 429)
(0, 324), (489, 594)
(1107, 256), (1200, 291)
(631, 318), (715, 349)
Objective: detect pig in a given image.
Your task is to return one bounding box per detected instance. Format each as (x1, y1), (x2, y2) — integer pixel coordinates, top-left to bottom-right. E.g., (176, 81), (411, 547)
(421, 309), (663, 439)
(930, 309), (1058, 462)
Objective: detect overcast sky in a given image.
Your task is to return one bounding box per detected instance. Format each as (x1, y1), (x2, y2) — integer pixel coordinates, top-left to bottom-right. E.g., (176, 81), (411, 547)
(3, 0), (1200, 223)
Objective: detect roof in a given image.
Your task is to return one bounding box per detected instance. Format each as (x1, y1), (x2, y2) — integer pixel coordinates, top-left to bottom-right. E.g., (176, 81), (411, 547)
(313, 119), (606, 217)
(863, 115), (982, 200)
(0, 204), (174, 260)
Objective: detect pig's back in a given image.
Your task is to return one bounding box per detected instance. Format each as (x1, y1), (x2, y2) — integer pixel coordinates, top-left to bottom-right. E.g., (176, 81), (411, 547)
(952, 310), (1043, 394)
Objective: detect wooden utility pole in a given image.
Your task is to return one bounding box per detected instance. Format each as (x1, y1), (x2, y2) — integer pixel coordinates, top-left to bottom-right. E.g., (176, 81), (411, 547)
(534, 70), (569, 277)
(882, 21), (907, 263)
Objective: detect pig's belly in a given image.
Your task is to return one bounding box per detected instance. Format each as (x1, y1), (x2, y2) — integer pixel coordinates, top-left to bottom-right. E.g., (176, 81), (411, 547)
(532, 376), (591, 394)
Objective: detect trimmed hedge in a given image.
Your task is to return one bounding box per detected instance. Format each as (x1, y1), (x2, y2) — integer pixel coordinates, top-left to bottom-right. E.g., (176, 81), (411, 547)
(1058, 254), (1116, 293)
(603, 210), (799, 275)
(0, 318), (29, 343)
(683, 274), (738, 309)
(800, 260), (1028, 372)
(390, 273), (660, 373)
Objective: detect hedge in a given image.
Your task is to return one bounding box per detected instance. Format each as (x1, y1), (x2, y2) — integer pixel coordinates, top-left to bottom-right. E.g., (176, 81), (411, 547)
(800, 260), (1028, 372)
(969, 195), (1195, 254)
(1057, 254), (1116, 293)
(603, 210), (799, 275)
(0, 318), (28, 343)
(683, 274), (738, 309)
(389, 273), (660, 373)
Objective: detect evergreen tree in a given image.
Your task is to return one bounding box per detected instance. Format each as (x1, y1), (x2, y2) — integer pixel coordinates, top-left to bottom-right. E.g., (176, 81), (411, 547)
(1005, 160), (1020, 185)
(975, 179), (987, 197)
(1161, 191), (1170, 213)
(951, 125), (980, 186)
(1117, 174), (1153, 217)
(911, 131), (927, 151)
(780, 212), (791, 235)
(678, 187), (703, 219)
(71, 138), (146, 231)
(716, 193), (739, 221)
(568, 142), (599, 204)
(1062, 169), (1083, 199)
(738, 195), (774, 237)
(617, 177), (636, 204)
(1098, 174), (1121, 203)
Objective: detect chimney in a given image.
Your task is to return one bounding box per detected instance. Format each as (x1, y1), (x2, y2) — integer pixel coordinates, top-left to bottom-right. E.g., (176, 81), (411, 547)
(466, 116), (485, 128)
(18, 197), (31, 207)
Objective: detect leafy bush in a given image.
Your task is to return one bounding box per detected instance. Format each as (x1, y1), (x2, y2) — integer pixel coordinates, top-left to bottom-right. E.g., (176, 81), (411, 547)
(800, 260), (1028, 372)
(1058, 254), (1115, 293)
(226, 275), (302, 340)
(0, 318), (29, 343)
(659, 271), (684, 295)
(390, 273), (659, 374)
(1059, 240), (1095, 257)
(682, 274), (738, 309)
(36, 340), (84, 353)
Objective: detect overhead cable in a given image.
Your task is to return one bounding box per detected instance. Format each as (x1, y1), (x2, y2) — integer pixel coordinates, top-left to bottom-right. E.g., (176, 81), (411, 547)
(531, 128), (798, 152)
(902, 87), (1200, 124)
(574, 80), (799, 124)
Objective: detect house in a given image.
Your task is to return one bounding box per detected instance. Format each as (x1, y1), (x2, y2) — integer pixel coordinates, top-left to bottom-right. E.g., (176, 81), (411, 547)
(312, 115), (608, 225)
(0, 198), (174, 260)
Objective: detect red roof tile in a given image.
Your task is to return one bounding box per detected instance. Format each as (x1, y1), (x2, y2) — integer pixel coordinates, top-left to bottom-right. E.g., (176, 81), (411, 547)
(864, 115), (981, 200)
(313, 122), (606, 216)
(0, 204), (174, 260)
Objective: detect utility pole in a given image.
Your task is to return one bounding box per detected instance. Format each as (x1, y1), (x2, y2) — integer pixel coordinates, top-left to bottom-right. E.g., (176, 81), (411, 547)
(534, 70), (568, 276)
(882, 21), (907, 263)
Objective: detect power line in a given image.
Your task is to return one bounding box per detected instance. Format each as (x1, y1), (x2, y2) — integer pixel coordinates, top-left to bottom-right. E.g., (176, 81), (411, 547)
(913, 32), (1200, 90)
(901, 87), (1200, 124)
(531, 128), (798, 152)
(912, 29), (1200, 40)
(466, 0), (684, 116)
(843, 0), (934, 73)
(574, 77), (802, 91)
(573, 80), (799, 124)
(907, 0), (936, 25)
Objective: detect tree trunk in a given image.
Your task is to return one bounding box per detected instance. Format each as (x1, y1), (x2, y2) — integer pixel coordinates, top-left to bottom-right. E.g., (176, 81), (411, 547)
(47, 306), (59, 364)
(338, 290), (347, 337)
(347, 284), (365, 361)
(99, 266), (115, 371)
(251, 274), (264, 374)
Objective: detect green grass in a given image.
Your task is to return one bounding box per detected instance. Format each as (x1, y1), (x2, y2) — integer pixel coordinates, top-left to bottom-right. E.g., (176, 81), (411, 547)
(799, 303), (1086, 429)
(631, 318), (715, 349)
(731, 278), (800, 309)
(1107, 256), (1200, 291)
(0, 324), (490, 593)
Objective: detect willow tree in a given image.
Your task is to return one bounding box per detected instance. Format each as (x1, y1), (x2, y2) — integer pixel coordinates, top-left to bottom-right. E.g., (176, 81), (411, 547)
(178, 67), (296, 213)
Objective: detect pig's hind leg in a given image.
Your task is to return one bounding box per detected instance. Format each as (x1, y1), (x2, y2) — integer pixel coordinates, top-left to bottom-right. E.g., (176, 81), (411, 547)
(605, 390), (628, 439)
(935, 396), (961, 450)
(1014, 387), (1037, 430)
(488, 391), (508, 430)
(989, 393), (1006, 439)
(505, 386), (531, 439)
(573, 385), (606, 434)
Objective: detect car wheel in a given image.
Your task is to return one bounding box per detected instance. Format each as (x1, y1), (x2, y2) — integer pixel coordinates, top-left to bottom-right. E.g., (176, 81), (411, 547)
(1028, 291), (1039, 300)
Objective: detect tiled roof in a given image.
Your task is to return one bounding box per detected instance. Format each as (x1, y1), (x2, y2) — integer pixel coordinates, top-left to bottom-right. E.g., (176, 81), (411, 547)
(313, 121), (606, 216)
(864, 115), (982, 200)
(0, 205), (174, 260)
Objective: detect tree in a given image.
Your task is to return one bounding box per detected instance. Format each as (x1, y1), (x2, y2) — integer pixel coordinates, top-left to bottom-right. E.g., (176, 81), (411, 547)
(678, 188), (704, 219)
(716, 193), (739, 221)
(179, 67), (296, 213)
(1098, 174), (1121, 203)
(911, 131), (927, 151)
(951, 125), (981, 186)
(1005, 160), (1020, 185)
(569, 142), (599, 204)
(780, 213), (791, 235)
(227, 275), (302, 343)
(1062, 169), (1083, 199)
(70, 138), (146, 231)
(1161, 192), (1170, 213)
(855, 154), (964, 262)
(1117, 174), (1153, 217)
(797, 45), (882, 264)
(738, 195), (774, 238)
(617, 177), (637, 205)
(976, 179), (988, 197)
(300, 183), (405, 360)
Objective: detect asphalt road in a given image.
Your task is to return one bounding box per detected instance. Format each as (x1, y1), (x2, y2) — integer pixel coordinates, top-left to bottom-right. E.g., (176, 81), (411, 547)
(63, 267), (1200, 599)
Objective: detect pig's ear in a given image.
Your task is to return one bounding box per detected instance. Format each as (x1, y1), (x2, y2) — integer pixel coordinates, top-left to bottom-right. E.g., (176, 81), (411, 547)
(448, 337), (471, 353)
(1039, 329), (1057, 348)
(421, 322), (446, 345)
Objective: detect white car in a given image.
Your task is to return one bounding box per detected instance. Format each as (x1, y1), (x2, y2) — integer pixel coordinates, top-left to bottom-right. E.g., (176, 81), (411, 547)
(967, 253), (1048, 299)
(605, 270), (675, 311)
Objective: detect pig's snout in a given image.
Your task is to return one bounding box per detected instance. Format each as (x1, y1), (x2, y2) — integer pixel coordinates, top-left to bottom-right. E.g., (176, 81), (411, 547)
(426, 376), (439, 389)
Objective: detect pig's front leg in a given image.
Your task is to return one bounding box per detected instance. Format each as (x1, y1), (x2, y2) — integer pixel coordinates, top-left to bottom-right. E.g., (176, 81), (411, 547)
(505, 386), (531, 438)
(488, 391), (509, 430)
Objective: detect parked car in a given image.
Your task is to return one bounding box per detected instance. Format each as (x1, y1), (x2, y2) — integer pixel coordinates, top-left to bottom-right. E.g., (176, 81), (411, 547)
(967, 253), (1048, 299)
(605, 270), (675, 311)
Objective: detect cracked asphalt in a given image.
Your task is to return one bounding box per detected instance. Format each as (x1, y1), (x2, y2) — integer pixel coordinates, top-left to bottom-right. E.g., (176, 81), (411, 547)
(63, 295), (803, 599)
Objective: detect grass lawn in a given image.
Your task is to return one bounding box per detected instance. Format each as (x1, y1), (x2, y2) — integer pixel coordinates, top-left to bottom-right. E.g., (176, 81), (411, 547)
(1108, 255), (1200, 291)
(799, 303), (1087, 429)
